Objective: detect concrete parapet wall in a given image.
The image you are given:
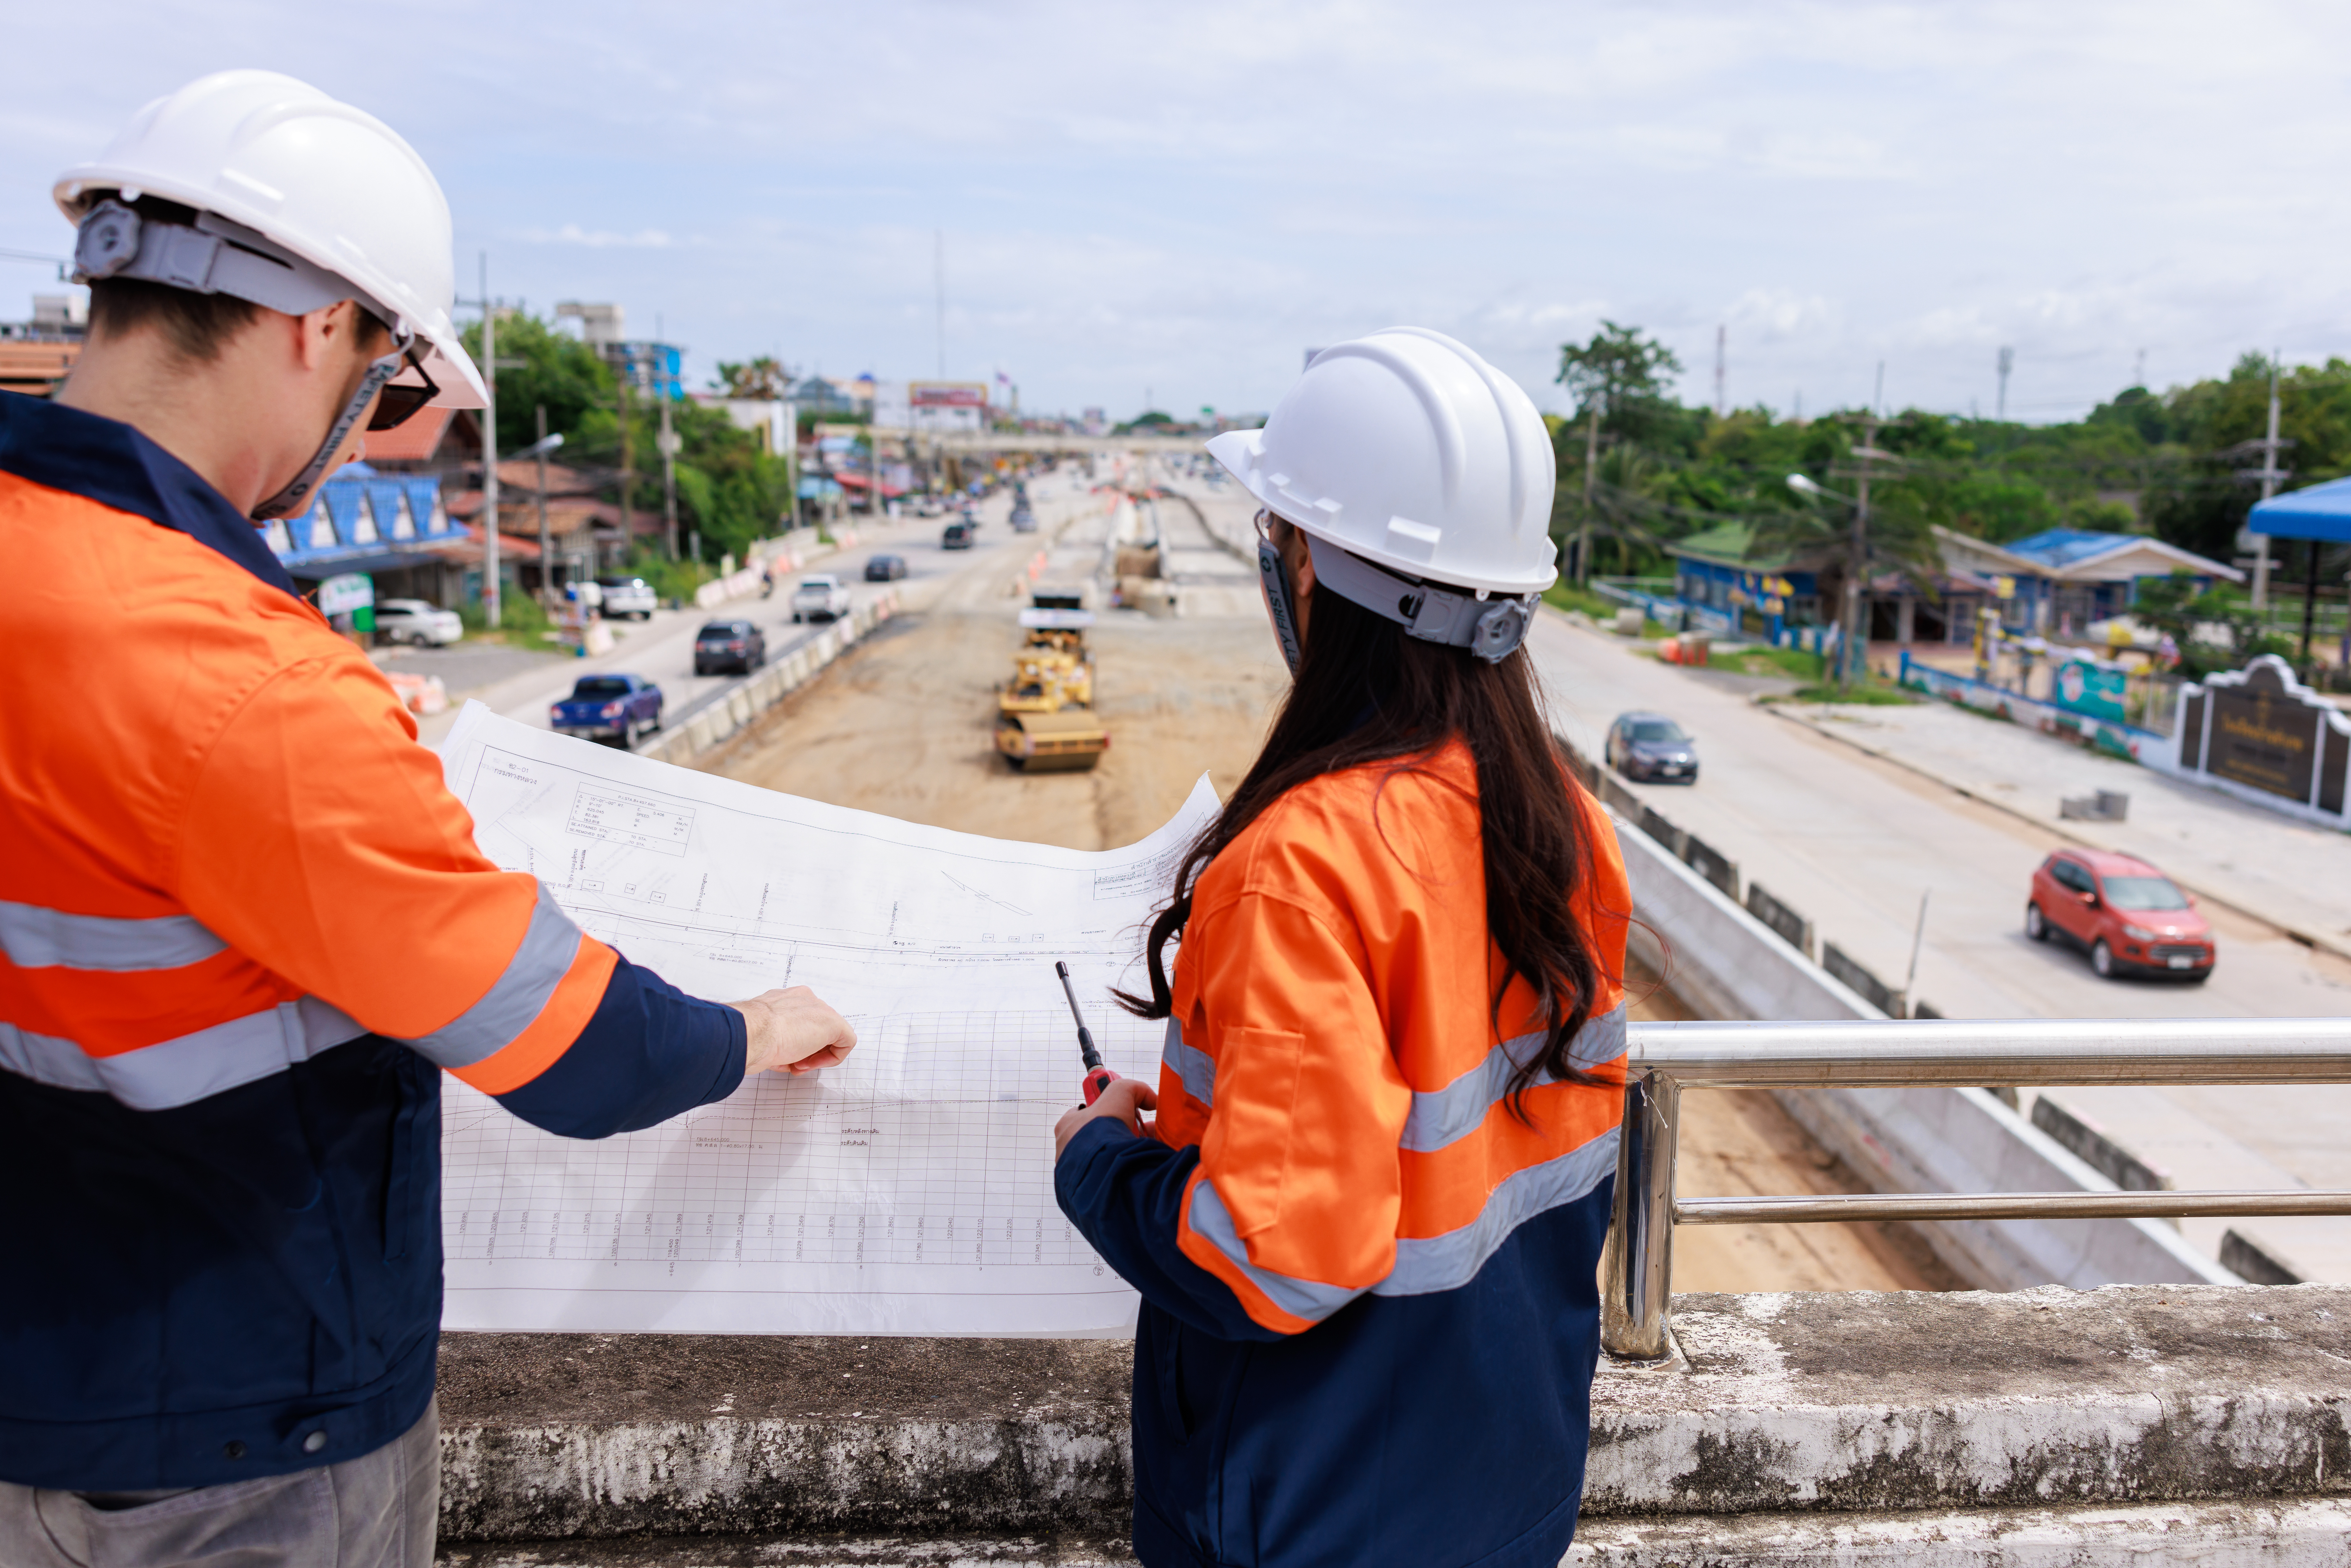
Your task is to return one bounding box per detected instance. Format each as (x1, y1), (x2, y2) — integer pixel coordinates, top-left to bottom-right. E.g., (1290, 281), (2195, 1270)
(435, 1286), (2351, 1562)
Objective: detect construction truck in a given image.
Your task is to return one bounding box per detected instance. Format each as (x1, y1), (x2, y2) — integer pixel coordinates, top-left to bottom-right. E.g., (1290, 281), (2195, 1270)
(995, 592), (1108, 772)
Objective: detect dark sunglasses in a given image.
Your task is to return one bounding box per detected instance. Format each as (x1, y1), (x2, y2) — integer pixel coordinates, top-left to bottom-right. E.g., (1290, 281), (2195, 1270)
(369, 350), (440, 432)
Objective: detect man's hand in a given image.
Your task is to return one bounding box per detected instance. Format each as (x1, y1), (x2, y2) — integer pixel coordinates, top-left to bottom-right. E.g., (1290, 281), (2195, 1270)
(1054, 1076), (1156, 1160)
(733, 986), (857, 1076)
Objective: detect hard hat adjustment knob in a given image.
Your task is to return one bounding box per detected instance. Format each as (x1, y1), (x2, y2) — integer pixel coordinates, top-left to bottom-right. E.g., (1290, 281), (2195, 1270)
(72, 199), (143, 282)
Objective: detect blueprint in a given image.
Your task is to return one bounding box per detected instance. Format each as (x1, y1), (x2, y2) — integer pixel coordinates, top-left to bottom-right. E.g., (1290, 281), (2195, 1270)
(434, 702), (1214, 1335)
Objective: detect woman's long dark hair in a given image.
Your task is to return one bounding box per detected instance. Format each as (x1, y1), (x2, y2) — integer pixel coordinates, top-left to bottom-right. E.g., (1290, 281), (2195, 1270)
(1115, 544), (1614, 1106)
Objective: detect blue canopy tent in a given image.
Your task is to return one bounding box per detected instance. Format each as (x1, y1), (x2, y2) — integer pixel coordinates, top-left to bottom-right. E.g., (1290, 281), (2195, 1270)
(2248, 477), (2351, 660)
(2249, 474), (2351, 543)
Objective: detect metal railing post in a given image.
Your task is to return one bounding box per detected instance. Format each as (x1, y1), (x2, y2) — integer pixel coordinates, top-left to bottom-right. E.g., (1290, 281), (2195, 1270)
(1600, 1068), (1681, 1361)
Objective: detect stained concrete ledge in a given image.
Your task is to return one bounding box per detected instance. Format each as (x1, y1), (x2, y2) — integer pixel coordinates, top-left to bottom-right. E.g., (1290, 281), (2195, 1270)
(437, 1284), (2350, 1563)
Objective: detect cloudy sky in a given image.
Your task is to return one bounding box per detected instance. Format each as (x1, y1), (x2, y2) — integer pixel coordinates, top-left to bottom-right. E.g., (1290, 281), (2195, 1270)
(7, 1), (2350, 424)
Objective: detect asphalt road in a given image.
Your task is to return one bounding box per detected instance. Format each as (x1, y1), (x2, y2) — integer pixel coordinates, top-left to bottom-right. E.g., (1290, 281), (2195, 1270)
(416, 473), (1104, 751)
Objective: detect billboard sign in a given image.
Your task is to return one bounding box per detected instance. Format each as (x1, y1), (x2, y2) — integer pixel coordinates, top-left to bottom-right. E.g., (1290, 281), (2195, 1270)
(2053, 659), (2127, 723)
(910, 382), (987, 409)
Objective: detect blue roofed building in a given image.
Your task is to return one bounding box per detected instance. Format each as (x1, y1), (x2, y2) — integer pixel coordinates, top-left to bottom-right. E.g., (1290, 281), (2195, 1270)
(258, 460), (471, 609)
(1662, 523), (2242, 648)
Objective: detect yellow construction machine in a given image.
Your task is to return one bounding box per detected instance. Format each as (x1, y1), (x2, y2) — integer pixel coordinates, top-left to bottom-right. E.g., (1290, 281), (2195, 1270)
(995, 593), (1108, 772)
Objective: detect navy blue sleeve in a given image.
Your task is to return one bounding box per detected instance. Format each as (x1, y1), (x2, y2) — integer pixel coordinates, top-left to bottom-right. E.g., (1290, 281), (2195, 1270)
(494, 955), (746, 1138)
(1055, 1118), (1284, 1343)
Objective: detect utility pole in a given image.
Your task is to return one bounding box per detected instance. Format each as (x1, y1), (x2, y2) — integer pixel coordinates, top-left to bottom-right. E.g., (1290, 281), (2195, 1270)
(1579, 405), (1600, 586)
(2251, 351), (2284, 610)
(1712, 325), (1726, 420)
(479, 254), (500, 629)
(2134, 348), (2147, 389)
(1996, 346), (2013, 422)
(1847, 413), (1876, 687)
(616, 347), (635, 548)
(658, 386), (680, 562)
(934, 230), (946, 381)
(534, 404), (552, 610)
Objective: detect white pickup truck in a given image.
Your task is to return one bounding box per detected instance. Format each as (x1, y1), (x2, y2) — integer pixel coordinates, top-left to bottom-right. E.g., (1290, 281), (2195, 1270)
(790, 574), (853, 622)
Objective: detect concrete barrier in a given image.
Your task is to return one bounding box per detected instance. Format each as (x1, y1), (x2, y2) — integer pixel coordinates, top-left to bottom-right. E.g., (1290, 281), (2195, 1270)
(1609, 807), (2239, 1291)
(434, 1285), (2351, 1562)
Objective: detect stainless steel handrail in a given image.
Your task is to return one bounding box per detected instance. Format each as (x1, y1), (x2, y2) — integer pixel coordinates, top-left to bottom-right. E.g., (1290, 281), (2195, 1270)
(1599, 1018), (2351, 1362)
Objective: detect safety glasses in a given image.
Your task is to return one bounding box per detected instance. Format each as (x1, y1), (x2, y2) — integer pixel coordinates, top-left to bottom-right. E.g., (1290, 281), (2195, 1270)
(368, 349), (440, 431)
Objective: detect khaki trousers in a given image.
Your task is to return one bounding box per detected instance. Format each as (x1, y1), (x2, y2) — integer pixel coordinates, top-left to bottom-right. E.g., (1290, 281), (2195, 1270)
(0, 1401), (436, 1568)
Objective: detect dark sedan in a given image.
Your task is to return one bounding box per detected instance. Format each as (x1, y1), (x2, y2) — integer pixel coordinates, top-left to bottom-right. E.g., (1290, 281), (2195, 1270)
(942, 522), (974, 550)
(1606, 711), (1699, 783)
(550, 673), (663, 746)
(864, 553), (909, 581)
(693, 620), (766, 675)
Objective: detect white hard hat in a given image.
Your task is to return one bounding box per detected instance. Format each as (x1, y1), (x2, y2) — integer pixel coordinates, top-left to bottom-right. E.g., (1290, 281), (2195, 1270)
(54, 70), (485, 410)
(1206, 327), (1557, 596)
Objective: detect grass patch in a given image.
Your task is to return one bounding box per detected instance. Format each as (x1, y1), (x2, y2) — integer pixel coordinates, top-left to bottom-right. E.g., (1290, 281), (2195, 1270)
(459, 591), (555, 646)
(1729, 645), (1831, 682)
(1543, 582), (1674, 637)
(1782, 680), (1915, 706)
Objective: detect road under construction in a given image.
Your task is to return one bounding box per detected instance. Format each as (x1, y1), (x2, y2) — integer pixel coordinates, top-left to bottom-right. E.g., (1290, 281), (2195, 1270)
(697, 455), (1966, 1295)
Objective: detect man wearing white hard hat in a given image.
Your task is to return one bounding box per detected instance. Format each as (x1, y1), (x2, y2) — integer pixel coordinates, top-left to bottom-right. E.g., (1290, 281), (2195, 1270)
(1053, 329), (1633, 1566)
(0, 72), (855, 1565)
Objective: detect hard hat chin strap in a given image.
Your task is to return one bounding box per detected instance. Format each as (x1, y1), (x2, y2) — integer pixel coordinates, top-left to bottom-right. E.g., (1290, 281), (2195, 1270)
(1302, 534), (1536, 663)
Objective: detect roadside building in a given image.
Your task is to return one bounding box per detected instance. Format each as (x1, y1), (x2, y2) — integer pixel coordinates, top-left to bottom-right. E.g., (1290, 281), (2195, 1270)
(1664, 523), (2241, 647)
(0, 292), (86, 397)
(260, 462), (471, 611)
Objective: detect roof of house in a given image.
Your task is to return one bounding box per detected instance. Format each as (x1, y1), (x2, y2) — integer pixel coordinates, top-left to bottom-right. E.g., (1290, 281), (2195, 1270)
(2000, 528), (2242, 583)
(361, 406), (459, 465)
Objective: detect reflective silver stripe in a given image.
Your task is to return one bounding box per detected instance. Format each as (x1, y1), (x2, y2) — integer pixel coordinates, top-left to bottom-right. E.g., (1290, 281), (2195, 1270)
(0, 899), (227, 973)
(1184, 1176), (1367, 1325)
(1375, 1126), (1620, 1298)
(1399, 1004), (1628, 1154)
(1182, 1124), (1622, 1322)
(0, 996), (367, 1111)
(399, 883), (585, 1069)
(1162, 1017), (1216, 1107)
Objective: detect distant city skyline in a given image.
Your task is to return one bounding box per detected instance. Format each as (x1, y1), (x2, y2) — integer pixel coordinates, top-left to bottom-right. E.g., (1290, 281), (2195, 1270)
(7, 1), (2349, 426)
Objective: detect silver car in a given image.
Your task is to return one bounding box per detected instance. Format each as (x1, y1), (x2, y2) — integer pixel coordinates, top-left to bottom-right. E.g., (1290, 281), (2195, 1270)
(596, 576), (659, 620)
(373, 598), (462, 647)
(790, 574), (853, 622)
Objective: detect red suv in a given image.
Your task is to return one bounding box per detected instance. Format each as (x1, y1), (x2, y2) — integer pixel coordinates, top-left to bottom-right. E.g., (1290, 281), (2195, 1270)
(2026, 849), (2214, 982)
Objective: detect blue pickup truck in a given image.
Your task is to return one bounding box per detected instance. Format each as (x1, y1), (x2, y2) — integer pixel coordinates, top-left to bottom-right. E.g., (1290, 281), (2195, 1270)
(551, 673), (664, 746)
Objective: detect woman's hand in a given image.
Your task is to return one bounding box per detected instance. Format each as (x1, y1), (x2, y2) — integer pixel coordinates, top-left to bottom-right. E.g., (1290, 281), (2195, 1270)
(1054, 1076), (1157, 1159)
(734, 986), (858, 1076)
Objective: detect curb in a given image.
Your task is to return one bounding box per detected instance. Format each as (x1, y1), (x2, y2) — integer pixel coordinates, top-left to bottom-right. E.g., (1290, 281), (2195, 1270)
(1761, 701), (2351, 966)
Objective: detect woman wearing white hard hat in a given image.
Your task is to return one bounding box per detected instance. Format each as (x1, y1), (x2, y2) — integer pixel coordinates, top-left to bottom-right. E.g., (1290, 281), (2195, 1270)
(1055, 328), (1634, 1567)
(0, 72), (855, 1566)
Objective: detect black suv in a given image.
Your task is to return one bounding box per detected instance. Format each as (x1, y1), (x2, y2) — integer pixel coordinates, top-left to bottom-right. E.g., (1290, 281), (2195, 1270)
(693, 620), (766, 675)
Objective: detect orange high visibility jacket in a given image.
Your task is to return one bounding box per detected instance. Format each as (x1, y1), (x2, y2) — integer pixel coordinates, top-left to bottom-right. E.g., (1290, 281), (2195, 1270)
(0, 397), (744, 1492)
(1056, 741), (1630, 1567)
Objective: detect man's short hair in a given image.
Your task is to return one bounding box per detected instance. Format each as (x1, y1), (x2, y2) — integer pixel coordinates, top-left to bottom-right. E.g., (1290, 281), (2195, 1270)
(83, 196), (262, 365)
(82, 193), (388, 365)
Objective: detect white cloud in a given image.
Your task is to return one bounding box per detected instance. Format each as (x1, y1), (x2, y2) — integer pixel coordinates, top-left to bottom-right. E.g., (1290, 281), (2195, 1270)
(512, 225), (678, 250)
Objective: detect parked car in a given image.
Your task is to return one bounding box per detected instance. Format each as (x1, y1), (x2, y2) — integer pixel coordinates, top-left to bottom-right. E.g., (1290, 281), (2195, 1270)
(1009, 504), (1038, 533)
(864, 553), (909, 582)
(694, 620), (766, 675)
(550, 673), (663, 746)
(1606, 711), (1699, 783)
(2026, 849), (2214, 981)
(790, 574), (853, 622)
(942, 521), (975, 550)
(373, 598), (462, 647)
(597, 576), (658, 619)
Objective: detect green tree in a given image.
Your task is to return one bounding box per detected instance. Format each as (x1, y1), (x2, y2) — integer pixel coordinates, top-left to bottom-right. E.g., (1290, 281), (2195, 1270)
(458, 312), (617, 456)
(1556, 320), (1685, 444)
(715, 356), (790, 400)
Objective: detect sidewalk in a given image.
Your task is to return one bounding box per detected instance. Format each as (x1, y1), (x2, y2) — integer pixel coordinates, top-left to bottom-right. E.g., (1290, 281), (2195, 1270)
(1769, 696), (2351, 962)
